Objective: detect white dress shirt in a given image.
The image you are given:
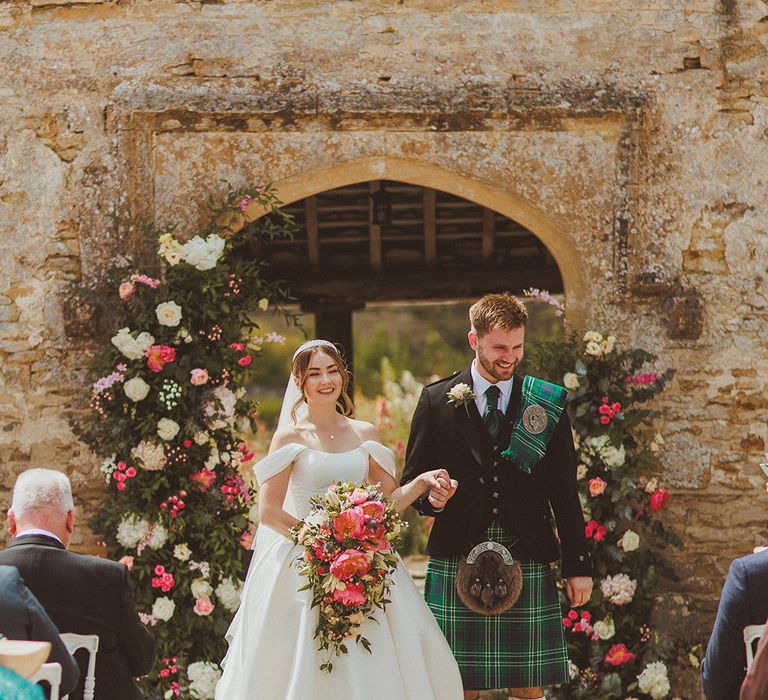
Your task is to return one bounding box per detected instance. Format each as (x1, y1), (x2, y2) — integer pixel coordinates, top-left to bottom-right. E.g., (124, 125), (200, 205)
(471, 360), (514, 416)
(15, 528), (64, 544)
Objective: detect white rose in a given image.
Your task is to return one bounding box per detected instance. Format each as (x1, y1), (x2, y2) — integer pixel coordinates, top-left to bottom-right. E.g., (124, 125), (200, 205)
(182, 235), (226, 271)
(193, 431), (210, 445)
(155, 301), (183, 327)
(191, 578), (213, 599)
(111, 328), (155, 360)
(637, 661), (671, 699)
(158, 235), (184, 266)
(593, 616), (615, 640)
(157, 418), (180, 441)
(583, 330), (603, 343)
(585, 340), (602, 356)
(563, 372), (580, 390)
(258, 298), (269, 311)
(124, 376), (150, 402)
(618, 529), (640, 552)
(174, 543), (192, 561)
(152, 596), (175, 622)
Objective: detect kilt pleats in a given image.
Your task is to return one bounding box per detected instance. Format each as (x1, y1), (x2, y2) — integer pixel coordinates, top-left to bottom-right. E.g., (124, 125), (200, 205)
(424, 524), (569, 690)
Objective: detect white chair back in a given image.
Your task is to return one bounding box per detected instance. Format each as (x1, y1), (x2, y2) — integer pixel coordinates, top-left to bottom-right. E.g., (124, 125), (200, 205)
(29, 661), (62, 700)
(60, 633), (99, 700)
(744, 623), (766, 668)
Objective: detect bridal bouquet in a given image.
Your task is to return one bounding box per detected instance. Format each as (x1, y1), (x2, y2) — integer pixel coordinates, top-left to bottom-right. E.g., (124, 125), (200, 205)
(290, 480), (406, 672)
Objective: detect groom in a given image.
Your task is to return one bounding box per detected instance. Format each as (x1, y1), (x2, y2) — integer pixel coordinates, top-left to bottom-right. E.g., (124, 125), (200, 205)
(401, 293), (592, 700)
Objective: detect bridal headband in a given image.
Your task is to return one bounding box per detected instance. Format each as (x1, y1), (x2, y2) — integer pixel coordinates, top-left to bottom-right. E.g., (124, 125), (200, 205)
(292, 339), (336, 361)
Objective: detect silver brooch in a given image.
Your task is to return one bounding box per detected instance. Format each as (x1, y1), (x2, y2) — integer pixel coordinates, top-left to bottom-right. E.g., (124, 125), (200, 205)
(522, 404), (548, 435)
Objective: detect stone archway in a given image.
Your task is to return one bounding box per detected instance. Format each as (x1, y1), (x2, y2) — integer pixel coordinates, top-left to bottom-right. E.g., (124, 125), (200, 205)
(244, 157), (587, 331)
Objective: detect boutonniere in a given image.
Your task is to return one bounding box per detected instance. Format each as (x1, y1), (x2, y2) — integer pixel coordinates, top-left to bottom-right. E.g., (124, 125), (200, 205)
(446, 383), (476, 415)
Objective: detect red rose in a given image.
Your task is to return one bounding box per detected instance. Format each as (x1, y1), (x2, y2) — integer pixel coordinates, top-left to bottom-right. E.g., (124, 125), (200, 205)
(650, 488), (670, 512)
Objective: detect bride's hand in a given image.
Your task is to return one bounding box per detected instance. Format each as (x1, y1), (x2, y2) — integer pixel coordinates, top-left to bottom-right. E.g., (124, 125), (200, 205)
(425, 469), (458, 510)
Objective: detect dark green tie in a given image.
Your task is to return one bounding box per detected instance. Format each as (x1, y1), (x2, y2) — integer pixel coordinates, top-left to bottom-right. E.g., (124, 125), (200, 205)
(484, 385), (503, 438)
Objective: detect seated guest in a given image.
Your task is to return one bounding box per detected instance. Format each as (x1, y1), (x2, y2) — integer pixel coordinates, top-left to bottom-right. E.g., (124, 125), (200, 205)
(741, 614), (768, 700)
(0, 637), (49, 700)
(0, 565), (79, 696)
(702, 549), (768, 699)
(0, 468), (155, 700)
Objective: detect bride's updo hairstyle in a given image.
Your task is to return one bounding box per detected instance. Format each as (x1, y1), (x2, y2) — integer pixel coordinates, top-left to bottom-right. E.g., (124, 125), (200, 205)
(290, 340), (353, 420)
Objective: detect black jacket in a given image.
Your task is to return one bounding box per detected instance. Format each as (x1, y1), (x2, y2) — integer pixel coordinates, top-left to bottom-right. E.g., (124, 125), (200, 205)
(0, 564), (80, 695)
(401, 369), (592, 578)
(0, 534), (155, 700)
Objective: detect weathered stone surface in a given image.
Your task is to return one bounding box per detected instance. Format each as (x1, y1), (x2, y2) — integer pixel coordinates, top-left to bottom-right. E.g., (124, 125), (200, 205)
(2, 1), (768, 677)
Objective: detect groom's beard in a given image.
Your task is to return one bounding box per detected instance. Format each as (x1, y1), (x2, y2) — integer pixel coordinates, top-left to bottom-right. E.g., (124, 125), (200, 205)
(477, 353), (519, 382)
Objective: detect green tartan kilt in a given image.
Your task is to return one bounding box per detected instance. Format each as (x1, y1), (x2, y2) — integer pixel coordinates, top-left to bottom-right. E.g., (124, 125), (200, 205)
(425, 524), (569, 691)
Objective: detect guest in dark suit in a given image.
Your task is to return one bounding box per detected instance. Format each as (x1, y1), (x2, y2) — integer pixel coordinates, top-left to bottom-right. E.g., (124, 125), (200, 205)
(741, 612), (768, 700)
(0, 468), (155, 700)
(702, 549), (768, 699)
(0, 564), (79, 696)
(401, 293), (592, 700)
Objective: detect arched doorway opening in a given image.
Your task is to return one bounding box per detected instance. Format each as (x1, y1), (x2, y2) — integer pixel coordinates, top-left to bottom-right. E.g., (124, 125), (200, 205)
(258, 178), (565, 367)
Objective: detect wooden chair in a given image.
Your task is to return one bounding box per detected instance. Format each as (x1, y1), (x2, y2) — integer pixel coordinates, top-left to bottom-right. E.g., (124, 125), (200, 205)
(60, 633), (99, 700)
(745, 624), (767, 668)
(29, 662), (62, 700)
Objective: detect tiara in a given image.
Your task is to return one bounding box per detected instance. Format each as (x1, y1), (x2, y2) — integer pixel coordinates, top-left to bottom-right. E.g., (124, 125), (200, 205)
(292, 339), (336, 361)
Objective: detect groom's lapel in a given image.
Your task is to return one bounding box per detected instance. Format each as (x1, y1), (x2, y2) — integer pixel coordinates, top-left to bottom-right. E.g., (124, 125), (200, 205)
(449, 368), (493, 466)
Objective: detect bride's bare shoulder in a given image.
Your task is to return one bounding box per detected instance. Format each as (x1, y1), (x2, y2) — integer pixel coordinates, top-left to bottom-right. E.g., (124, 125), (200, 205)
(347, 418), (381, 442)
(269, 426), (305, 452)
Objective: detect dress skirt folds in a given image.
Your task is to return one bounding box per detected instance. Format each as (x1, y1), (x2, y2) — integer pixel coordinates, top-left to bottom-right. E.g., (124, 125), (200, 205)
(216, 441), (463, 700)
(425, 523), (569, 691)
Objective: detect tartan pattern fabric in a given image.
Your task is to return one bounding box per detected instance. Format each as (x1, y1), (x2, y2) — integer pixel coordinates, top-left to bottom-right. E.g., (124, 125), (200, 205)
(501, 375), (568, 474)
(425, 524), (569, 690)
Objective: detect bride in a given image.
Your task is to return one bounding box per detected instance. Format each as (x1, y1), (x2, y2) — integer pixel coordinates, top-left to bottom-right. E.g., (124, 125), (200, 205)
(217, 339), (464, 699)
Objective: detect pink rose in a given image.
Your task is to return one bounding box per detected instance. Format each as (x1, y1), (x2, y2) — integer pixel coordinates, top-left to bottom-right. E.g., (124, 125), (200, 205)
(332, 509), (366, 541)
(119, 282), (135, 300)
(190, 368), (209, 385)
(588, 477), (607, 497)
(349, 488), (369, 505)
(359, 500), (386, 522)
(119, 555), (134, 570)
(331, 582), (366, 607)
(240, 531), (254, 550)
(238, 355), (252, 366)
(193, 596), (214, 616)
(330, 549), (371, 580)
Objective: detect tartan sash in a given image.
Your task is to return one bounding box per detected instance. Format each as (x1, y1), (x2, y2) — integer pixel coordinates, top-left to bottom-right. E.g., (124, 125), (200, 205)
(501, 375), (567, 474)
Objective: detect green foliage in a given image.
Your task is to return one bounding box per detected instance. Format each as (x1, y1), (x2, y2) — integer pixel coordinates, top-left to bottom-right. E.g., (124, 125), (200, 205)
(70, 184), (296, 699)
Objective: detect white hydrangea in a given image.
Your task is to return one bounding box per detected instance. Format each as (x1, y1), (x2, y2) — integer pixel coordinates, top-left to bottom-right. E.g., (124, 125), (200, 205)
(174, 543), (192, 561)
(186, 660), (221, 700)
(111, 328), (155, 360)
(182, 234), (226, 271)
(584, 434), (626, 469)
(637, 661), (671, 699)
(215, 577), (243, 612)
(148, 523), (168, 550)
(152, 596), (175, 622)
(204, 386), (237, 430)
(116, 514), (150, 549)
(190, 578), (213, 599)
(600, 573), (637, 606)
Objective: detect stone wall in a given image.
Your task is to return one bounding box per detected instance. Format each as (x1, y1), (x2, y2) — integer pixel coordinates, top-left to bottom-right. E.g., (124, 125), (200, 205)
(2, 0), (768, 646)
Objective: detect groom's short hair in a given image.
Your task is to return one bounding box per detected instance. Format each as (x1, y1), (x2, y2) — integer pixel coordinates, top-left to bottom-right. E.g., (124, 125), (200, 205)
(470, 293), (528, 336)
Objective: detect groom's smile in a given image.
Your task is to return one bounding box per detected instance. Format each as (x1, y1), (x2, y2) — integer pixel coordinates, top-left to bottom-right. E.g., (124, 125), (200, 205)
(469, 325), (525, 383)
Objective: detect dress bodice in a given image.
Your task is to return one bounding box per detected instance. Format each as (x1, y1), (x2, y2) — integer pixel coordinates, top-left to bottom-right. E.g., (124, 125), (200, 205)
(254, 441), (397, 519)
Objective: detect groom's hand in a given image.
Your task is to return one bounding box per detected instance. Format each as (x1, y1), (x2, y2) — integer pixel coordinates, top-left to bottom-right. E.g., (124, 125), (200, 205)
(565, 576), (593, 607)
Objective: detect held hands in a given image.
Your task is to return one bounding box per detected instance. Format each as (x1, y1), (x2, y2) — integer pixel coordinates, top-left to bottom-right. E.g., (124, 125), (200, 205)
(425, 468), (458, 511)
(565, 576), (593, 607)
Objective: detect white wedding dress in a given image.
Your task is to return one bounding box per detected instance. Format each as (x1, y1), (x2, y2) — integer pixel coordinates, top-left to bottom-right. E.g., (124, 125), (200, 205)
(217, 440), (464, 699)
